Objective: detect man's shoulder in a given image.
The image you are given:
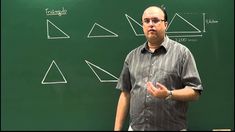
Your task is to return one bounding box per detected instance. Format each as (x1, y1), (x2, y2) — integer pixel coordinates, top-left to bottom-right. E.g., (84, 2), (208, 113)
(129, 43), (145, 54)
(167, 38), (190, 51)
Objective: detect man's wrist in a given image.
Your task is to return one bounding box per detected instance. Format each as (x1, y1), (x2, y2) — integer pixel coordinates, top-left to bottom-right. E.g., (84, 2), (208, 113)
(165, 90), (173, 100)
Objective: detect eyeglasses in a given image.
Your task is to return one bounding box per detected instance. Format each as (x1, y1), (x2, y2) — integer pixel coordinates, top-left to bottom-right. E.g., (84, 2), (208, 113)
(143, 17), (165, 24)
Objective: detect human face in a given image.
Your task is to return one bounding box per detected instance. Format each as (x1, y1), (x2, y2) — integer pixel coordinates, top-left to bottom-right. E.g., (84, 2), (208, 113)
(142, 7), (167, 44)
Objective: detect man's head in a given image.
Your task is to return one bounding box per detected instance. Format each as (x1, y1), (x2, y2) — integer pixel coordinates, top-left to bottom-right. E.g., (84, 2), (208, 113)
(142, 6), (168, 44)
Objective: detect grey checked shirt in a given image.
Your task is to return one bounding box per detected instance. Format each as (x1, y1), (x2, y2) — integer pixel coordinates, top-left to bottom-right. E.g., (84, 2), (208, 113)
(116, 36), (203, 131)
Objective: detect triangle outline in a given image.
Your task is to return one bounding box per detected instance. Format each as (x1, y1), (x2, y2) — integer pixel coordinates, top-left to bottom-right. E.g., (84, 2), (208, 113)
(125, 14), (144, 36)
(85, 60), (118, 82)
(166, 13), (201, 34)
(87, 23), (118, 38)
(47, 19), (70, 39)
(41, 60), (67, 84)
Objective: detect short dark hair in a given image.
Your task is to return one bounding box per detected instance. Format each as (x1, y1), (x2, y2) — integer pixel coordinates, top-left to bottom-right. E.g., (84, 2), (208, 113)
(159, 6), (168, 22)
(142, 5), (168, 22)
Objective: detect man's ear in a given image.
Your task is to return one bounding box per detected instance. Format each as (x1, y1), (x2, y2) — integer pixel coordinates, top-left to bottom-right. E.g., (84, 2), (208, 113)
(164, 21), (168, 28)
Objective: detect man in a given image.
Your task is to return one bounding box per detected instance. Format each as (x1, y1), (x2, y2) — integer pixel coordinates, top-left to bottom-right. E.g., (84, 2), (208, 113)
(114, 6), (203, 131)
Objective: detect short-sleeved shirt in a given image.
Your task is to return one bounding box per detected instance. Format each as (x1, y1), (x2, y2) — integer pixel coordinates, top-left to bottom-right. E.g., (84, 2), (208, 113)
(116, 36), (203, 131)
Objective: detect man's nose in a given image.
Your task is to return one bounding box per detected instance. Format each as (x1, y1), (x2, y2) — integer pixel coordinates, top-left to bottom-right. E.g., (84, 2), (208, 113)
(149, 20), (155, 26)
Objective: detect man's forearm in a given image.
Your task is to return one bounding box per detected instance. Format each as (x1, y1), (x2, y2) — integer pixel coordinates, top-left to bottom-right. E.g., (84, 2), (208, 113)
(114, 91), (130, 131)
(170, 87), (200, 101)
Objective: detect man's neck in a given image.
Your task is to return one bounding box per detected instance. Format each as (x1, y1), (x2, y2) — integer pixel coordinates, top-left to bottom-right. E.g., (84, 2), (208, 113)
(147, 42), (161, 53)
(147, 37), (165, 52)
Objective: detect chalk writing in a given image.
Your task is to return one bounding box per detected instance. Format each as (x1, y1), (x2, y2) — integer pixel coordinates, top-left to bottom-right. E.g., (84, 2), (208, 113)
(45, 7), (67, 16)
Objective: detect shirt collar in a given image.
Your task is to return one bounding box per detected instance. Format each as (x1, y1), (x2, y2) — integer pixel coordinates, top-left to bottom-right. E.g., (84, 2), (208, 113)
(141, 35), (170, 53)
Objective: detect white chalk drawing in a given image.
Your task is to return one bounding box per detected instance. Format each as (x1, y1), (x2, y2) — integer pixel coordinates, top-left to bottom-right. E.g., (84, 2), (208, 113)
(87, 23), (118, 38)
(166, 13), (203, 38)
(45, 7), (67, 16)
(46, 19), (70, 39)
(125, 14), (144, 36)
(85, 60), (118, 82)
(125, 13), (205, 38)
(41, 60), (67, 84)
(203, 13), (206, 33)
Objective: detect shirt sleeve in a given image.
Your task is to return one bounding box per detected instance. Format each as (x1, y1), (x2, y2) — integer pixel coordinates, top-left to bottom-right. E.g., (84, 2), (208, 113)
(181, 49), (203, 94)
(116, 59), (132, 92)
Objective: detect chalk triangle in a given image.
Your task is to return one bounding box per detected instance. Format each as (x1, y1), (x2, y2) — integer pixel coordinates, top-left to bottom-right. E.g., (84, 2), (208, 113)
(125, 14), (144, 36)
(87, 23), (118, 38)
(47, 19), (70, 39)
(85, 60), (118, 82)
(41, 60), (67, 84)
(166, 13), (201, 33)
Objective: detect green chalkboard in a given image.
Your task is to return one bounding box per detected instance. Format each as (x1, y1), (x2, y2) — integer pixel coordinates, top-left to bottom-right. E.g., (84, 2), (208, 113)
(1, 0), (234, 131)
